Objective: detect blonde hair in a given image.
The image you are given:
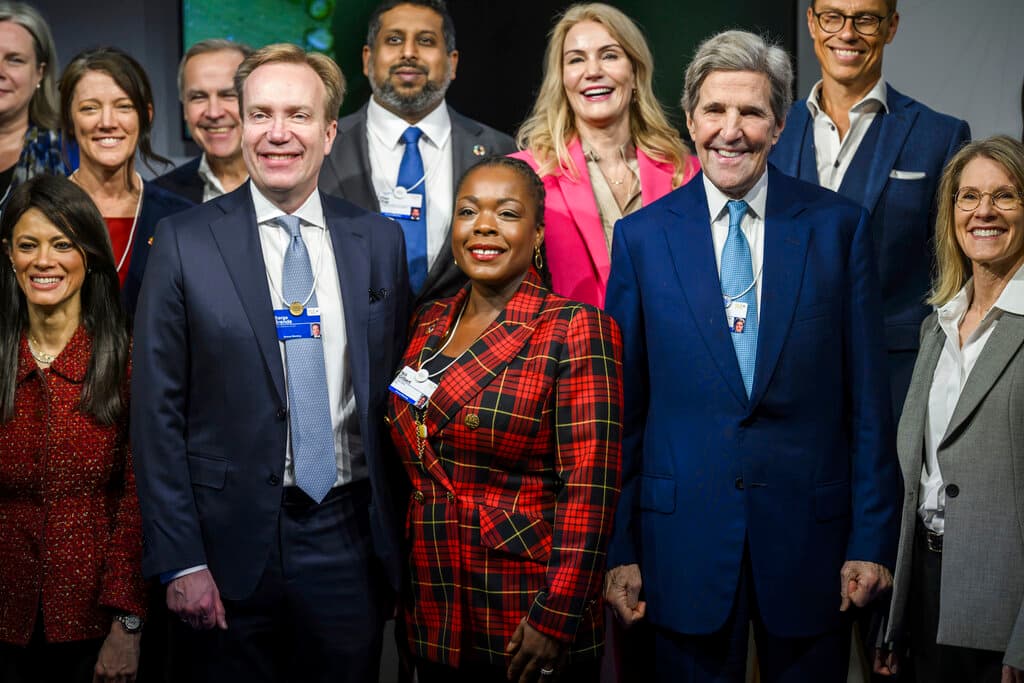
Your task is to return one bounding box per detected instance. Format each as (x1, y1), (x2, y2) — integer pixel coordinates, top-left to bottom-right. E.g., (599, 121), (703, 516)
(930, 135), (1024, 306)
(515, 3), (689, 184)
(234, 43), (346, 121)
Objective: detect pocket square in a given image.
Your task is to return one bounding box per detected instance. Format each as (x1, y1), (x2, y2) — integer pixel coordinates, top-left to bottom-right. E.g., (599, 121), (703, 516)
(889, 169), (926, 180)
(368, 287), (389, 303)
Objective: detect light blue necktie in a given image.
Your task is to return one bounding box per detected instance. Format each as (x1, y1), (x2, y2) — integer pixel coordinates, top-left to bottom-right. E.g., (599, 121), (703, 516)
(397, 126), (428, 293)
(280, 215), (336, 503)
(720, 199), (758, 396)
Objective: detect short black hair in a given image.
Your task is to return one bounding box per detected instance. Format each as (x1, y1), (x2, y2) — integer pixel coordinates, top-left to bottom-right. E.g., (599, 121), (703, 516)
(454, 156), (551, 287)
(366, 0), (456, 53)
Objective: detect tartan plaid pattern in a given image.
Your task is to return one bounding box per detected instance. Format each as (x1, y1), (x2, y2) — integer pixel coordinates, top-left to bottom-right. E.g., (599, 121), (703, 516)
(388, 269), (623, 667)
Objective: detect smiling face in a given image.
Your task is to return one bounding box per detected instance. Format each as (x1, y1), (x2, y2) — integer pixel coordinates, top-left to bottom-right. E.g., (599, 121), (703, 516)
(182, 49), (245, 163)
(241, 61), (337, 213)
(955, 156), (1024, 278)
(452, 164), (544, 297)
(0, 21), (43, 123)
(71, 70), (142, 174)
(808, 0), (897, 92)
(561, 20), (636, 135)
(7, 207), (86, 316)
(363, 3), (457, 122)
(687, 69), (783, 199)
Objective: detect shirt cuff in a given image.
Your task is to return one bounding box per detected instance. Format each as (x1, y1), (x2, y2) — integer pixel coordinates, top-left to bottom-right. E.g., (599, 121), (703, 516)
(160, 564), (208, 584)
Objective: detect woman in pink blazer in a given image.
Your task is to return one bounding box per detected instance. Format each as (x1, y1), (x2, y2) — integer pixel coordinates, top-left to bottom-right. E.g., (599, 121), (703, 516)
(512, 3), (699, 308)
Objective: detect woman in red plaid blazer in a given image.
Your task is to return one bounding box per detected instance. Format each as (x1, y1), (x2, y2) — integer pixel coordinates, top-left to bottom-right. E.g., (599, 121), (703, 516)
(388, 157), (624, 683)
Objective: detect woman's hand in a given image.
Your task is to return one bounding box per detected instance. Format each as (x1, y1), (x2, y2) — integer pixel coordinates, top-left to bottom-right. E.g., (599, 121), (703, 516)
(506, 617), (567, 682)
(92, 622), (141, 683)
(872, 648), (899, 676)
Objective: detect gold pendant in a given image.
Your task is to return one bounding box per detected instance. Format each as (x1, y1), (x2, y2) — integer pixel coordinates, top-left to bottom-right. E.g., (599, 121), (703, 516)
(288, 301), (304, 316)
(417, 423), (428, 440)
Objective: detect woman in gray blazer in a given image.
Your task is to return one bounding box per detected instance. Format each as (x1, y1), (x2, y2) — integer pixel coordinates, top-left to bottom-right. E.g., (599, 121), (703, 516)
(876, 135), (1024, 682)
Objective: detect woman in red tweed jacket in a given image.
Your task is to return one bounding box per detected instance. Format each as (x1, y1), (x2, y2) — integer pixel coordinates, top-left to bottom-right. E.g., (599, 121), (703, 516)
(0, 176), (145, 682)
(388, 157), (623, 683)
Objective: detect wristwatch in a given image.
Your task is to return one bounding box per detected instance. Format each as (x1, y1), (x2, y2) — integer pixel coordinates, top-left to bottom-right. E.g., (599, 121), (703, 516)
(114, 612), (144, 633)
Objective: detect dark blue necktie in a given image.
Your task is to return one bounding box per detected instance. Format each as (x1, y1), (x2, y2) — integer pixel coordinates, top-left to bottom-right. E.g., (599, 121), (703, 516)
(397, 126), (428, 293)
(720, 200), (758, 396)
(280, 215), (336, 502)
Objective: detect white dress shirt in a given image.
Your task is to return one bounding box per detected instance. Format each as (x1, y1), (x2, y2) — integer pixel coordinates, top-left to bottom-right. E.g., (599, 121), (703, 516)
(806, 78), (888, 191)
(197, 153), (227, 202)
(250, 183), (364, 488)
(921, 264), (1024, 533)
(365, 98), (453, 270)
(704, 171), (768, 313)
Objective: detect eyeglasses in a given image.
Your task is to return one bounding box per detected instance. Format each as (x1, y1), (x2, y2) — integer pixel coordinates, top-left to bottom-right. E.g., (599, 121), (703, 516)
(812, 9), (892, 36)
(954, 187), (1023, 212)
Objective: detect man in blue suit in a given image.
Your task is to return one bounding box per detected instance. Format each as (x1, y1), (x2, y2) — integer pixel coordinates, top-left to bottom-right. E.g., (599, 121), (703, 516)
(131, 43), (409, 682)
(603, 30), (902, 682)
(771, 0), (969, 414)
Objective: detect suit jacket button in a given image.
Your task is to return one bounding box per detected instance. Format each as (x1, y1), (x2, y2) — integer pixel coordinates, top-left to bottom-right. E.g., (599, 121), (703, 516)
(268, 474), (280, 486)
(412, 491), (425, 504)
(946, 483), (959, 498)
(734, 477), (744, 490)
(464, 414), (480, 430)
(383, 415), (392, 426)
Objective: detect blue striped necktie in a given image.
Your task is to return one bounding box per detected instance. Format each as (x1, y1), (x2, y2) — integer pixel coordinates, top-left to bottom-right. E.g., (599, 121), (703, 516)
(397, 126), (428, 293)
(720, 199), (758, 396)
(279, 214), (336, 502)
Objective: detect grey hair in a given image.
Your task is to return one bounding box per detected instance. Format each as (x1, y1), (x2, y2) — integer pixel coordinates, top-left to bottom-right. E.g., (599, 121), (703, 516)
(0, 1), (60, 130)
(176, 39), (254, 101)
(681, 30), (793, 124)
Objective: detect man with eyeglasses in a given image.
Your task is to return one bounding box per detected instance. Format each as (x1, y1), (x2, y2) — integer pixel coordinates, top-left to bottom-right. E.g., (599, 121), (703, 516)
(773, 0), (970, 417)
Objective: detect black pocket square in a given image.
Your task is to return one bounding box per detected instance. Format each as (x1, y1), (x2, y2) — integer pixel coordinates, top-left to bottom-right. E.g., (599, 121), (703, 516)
(368, 288), (389, 302)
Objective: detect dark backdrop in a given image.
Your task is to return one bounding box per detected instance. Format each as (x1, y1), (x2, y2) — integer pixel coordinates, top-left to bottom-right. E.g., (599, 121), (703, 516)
(335, 0), (797, 139)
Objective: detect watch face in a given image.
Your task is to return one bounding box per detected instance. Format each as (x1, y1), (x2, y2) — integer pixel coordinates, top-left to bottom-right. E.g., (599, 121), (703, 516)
(119, 614), (142, 631)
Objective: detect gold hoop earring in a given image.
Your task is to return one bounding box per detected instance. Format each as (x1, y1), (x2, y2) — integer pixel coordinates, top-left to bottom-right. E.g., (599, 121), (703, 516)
(533, 244), (543, 270)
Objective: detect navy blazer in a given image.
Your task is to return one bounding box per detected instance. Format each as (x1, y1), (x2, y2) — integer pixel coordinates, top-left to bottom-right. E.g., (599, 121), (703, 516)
(152, 156), (204, 205)
(605, 167), (902, 638)
(318, 103), (515, 309)
(130, 183), (411, 599)
(771, 85), (970, 409)
(122, 181), (194, 319)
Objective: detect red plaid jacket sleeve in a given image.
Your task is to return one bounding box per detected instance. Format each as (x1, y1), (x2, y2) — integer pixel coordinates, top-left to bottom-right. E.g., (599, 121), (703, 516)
(526, 305), (623, 642)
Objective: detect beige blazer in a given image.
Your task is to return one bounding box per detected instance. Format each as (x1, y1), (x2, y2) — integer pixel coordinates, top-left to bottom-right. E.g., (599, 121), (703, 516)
(886, 311), (1024, 669)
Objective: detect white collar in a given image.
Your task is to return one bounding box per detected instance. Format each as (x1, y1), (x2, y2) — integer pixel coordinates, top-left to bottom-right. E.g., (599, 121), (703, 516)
(366, 97), (452, 150)
(806, 77), (889, 117)
(249, 182), (326, 230)
(703, 169), (769, 223)
(937, 261), (1024, 322)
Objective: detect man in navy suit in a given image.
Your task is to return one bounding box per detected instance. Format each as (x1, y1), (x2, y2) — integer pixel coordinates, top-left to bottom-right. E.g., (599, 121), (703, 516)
(132, 43), (409, 683)
(603, 30), (902, 682)
(771, 0), (969, 414)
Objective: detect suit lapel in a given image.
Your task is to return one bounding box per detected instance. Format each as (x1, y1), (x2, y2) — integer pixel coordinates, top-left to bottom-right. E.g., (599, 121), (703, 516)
(328, 105), (378, 209)
(423, 272), (549, 435)
(898, 317), (941, 473)
(663, 177), (750, 407)
(208, 186), (286, 403)
(637, 149), (674, 204)
(860, 86), (916, 216)
(748, 170), (812, 407)
(941, 313), (1024, 448)
(325, 197), (371, 415)
(557, 140), (610, 281)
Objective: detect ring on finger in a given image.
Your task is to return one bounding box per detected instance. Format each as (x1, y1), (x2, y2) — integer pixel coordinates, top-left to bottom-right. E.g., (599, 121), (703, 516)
(540, 667), (555, 676)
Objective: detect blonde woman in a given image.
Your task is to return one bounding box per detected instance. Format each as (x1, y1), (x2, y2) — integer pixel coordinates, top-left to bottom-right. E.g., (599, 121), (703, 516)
(512, 2), (698, 308)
